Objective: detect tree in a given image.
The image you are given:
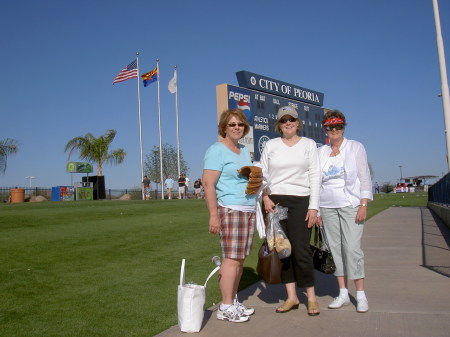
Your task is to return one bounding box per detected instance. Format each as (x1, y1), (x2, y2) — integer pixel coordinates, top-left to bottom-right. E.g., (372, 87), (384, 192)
(368, 162), (374, 181)
(381, 182), (394, 193)
(144, 143), (189, 183)
(0, 138), (19, 175)
(64, 129), (126, 176)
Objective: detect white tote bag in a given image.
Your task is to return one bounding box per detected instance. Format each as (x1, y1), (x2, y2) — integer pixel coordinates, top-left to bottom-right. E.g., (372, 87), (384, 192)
(177, 259), (220, 333)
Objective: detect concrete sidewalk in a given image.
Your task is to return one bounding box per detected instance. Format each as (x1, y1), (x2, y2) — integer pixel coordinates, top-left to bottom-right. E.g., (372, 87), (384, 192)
(157, 207), (450, 337)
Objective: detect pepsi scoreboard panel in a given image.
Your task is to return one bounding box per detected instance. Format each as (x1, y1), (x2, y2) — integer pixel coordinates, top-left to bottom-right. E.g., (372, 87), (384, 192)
(216, 71), (326, 161)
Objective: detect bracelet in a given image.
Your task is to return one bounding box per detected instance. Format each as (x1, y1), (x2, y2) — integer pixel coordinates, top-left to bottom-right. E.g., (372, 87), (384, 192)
(360, 203), (367, 207)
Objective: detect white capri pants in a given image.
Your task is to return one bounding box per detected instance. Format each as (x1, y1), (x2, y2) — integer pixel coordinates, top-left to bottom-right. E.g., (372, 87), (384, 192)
(320, 206), (365, 280)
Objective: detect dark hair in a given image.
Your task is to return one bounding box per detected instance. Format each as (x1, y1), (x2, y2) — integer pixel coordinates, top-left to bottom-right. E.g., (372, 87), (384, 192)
(322, 109), (347, 126)
(218, 109), (250, 138)
(274, 115), (303, 134)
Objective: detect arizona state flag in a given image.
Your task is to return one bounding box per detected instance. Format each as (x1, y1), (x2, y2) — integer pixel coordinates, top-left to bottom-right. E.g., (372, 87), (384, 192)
(142, 67), (158, 87)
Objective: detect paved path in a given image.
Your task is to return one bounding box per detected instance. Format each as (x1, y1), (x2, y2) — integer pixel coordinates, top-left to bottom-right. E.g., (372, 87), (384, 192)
(157, 207), (450, 337)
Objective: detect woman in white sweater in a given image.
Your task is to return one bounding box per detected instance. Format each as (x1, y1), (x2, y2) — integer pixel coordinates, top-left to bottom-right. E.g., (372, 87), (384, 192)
(260, 106), (321, 316)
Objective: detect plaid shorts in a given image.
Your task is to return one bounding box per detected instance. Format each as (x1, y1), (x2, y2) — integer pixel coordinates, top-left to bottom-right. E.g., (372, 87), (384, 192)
(218, 206), (255, 260)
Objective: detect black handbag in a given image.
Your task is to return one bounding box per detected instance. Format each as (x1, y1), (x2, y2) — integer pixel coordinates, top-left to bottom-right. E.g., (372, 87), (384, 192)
(256, 240), (282, 284)
(310, 225), (336, 274)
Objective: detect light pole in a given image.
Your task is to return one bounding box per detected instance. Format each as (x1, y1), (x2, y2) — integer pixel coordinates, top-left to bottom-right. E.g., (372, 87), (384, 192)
(399, 166), (403, 181)
(25, 176), (35, 188)
(432, 0), (450, 170)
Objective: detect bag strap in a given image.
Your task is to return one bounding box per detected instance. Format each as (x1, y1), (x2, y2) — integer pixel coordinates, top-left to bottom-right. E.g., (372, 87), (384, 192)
(181, 259), (220, 288)
(310, 224), (321, 248)
(204, 266), (220, 287)
(319, 226), (331, 251)
(314, 225), (320, 245)
(180, 259), (185, 286)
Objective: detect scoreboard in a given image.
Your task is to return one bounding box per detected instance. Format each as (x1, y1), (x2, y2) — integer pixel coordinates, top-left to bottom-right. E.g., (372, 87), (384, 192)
(216, 72), (327, 161)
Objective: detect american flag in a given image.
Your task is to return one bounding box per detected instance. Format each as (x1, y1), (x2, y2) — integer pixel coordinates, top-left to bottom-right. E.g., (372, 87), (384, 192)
(113, 59), (138, 84)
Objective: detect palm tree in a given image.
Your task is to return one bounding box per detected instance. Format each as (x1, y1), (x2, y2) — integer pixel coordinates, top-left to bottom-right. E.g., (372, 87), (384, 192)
(64, 129), (126, 176)
(0, 138), (19, 175)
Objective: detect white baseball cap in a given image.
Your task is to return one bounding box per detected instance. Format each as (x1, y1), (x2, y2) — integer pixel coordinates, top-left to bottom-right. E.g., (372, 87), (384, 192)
(277, 106), (298, 120)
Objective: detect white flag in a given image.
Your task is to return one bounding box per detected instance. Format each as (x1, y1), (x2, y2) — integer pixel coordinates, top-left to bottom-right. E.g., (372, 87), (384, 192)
(168, 70), (177, 94)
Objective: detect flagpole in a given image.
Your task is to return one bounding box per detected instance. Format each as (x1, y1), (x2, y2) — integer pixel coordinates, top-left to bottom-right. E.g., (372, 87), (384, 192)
(136, 52), (145, 200)
(156, 59), (165, 199)
(174, 66), (181, 178)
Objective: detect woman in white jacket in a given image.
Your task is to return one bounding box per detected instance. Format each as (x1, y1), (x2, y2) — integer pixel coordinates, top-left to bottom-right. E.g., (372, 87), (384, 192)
(316, 109), (373, 313)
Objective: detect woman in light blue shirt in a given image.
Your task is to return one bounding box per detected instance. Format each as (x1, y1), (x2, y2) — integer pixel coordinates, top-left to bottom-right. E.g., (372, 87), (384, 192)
(203, 109), (257, 323)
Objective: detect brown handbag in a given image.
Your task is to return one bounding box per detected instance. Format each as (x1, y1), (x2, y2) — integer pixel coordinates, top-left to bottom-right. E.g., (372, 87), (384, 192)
(256, 240), (282, 284)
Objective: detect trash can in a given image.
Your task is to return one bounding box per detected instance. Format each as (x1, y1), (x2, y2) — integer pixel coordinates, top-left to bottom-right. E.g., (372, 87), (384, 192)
(10, 188), (25, 203)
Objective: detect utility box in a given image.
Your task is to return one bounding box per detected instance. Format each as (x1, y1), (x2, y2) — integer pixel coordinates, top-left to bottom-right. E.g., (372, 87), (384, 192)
(74, 182), (93, 201)
(82, 176), (105, 200)
(51, 186), (75, 201)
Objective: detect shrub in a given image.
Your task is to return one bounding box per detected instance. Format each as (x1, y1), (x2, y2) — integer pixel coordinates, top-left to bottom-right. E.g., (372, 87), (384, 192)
(381, 182), (394, 193)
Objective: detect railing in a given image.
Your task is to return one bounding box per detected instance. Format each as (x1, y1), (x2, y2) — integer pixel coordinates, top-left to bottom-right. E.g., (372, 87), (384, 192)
(107, 189), (162, 200)
(1, 187), (52, 202)
(428, 172), (450, 206)
(1, 187), (195, 202)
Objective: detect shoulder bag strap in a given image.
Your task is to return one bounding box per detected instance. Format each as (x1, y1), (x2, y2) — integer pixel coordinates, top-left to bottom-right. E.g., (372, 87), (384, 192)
(319, 226), (331, 252)
(180, 259), (185, 286)
(204, 266), (220, 287)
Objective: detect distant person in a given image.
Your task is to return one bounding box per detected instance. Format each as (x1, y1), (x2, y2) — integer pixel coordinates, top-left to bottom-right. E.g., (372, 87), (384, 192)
(185, 175), (190, 199)
(203, 108), (257, 323)
(374, 182), (380, 194)
(316, 109), (373, 313)
(194, 178), (203, 199)
(178, 174), (186, 199)
(164, 175), (174, 200)
(142, 175), (151, 200)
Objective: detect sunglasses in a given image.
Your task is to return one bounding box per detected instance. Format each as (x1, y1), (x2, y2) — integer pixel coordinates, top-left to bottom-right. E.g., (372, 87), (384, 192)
(279, 117), (297, 124)
(324, 124), (345, 131)
(227, 122), (245, 128)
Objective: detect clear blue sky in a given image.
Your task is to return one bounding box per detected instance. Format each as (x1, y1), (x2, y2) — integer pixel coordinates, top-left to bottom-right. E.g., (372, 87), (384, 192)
(1, 0), (449, 189)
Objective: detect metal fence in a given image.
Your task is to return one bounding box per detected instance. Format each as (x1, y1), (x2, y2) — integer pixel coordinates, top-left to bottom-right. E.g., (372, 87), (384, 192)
(428, 172), (450, 205)
(1, 187), (51, 202)
(0, 187), (153, 201)
(1, 187), (195, 202)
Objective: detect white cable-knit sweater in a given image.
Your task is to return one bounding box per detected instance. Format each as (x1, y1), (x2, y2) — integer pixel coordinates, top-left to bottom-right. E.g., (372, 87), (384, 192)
(259, 137), (320, 210)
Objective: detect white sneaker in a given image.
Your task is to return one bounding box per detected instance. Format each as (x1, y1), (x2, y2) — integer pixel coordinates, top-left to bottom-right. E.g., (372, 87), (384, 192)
(328, 296), (350, 309)
(234, 299), (255, 316)
(216, 304), (249, 323)
(356, 298), (369, 313)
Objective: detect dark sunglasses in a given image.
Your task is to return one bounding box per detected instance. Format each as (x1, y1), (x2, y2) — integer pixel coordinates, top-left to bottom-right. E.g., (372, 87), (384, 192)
(279, 117), (297, 124)
(324, 124), (345, 131)
(227, 122), (245, 128)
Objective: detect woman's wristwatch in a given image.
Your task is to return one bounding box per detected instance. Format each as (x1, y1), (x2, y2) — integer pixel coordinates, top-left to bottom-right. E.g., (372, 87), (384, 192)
(360, 203), (367, 207)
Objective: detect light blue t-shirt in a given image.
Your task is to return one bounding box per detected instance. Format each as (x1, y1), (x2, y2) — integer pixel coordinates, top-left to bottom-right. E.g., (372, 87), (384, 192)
(203, 142), (257, 206)
(164, 178), (174, 189)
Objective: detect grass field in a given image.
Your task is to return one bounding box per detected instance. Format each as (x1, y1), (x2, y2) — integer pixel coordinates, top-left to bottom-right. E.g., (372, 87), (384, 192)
(0, 193), (428, 337)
